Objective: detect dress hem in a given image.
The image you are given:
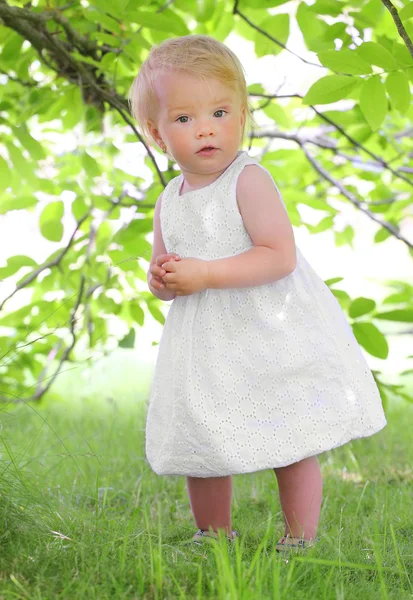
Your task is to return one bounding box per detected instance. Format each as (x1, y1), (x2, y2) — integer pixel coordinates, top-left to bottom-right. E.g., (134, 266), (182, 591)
(148, 418), (387, 478)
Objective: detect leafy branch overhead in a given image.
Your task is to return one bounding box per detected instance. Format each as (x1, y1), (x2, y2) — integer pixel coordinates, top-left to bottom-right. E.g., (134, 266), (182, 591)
(0, 0), (412, 408)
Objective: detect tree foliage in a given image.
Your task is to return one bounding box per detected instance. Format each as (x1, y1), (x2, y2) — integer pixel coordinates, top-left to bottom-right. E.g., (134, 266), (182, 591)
(0, 0), (412, 407)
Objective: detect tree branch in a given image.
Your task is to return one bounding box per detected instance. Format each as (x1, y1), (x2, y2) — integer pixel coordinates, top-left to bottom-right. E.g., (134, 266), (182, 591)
(33, 273), (86, 400)
(301, 145), (413, 248)
(250, 127), (411, 237)
(249, 92), (413, 190)
(0, 212), (91, 312)
(0, 0), (167, 188)
(381, 0), (413, 58)
(251, 127), (409, 196)
(233, 0), (324, 69)
(0, 68), (36, 87)
(250, 128), (336, 149)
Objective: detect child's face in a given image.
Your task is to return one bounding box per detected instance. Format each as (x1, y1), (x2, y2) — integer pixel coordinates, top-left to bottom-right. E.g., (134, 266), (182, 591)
(148, 71), (246, 177)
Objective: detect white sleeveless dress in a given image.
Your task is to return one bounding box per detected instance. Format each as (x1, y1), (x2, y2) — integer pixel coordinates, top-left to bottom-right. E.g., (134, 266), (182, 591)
(146, 151), (387, 478)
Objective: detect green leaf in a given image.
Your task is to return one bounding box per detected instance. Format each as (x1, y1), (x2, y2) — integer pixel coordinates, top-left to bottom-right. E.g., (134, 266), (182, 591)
(335, 225), (354, 247)
(306, 216), (335, 233)
(357, 42), (397, 71)
(39, 201), (64, 242)
(129, 303), (145, 326)
(94, 32), (120, 47)
(127, 10), (189, 36)
(318, 49), (372, 75)
(352, 322), (389, 359)
(392, 42), (413, 67)
(118, 328), (136, 349)
(194, 0), (217, 22)
(345, 123), (373, 144)
(349, 297), (377, 318)
(0, 33), (24, 63)
(383, 291), (411, 304)
(399, 2), (413, 20)
(255, 14), (290, 58)
(122, 33), (151, 60)
(360, 76), (387, 131)
(309, 0), (344, 17)
(93, 0), (131, 15)
(374, 310), (413, 322)
(114, 218), (154, 244)
(239, 0), (291, 6)
(303, 75), (360, 105)
(147, 301), (165, 325)
(0, 256), (37, 279)
(298, 195), (337, 212)
(95, 221), (114, 254)
(324, 277), (344, 286)
(72, 197), (89, 221)
(248, 83), (266, 95)
(263, 103), (291, 128)
(386, 71), (411, 115)
(72, 52), (103, 70)
(0, 304), (33, 327)
(0, 195), (38, 214)
(209, 9), (234, 42)
(115, 0), (133, 11)
(0, 156), (12, 195)
(81, 152), (101, 178)
(374, 228), (391, 243)
(6, 143), (36, 185)
(351, 0), (384, 27)
(12, 125), (46, 160)
(297, 2), (329, 52)
(84, 10), (122, 34)
(331, 289), (351, 310)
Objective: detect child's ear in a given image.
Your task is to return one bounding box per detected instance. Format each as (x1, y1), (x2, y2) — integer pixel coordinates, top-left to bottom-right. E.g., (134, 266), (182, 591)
(240, 106), (246, 129)
(147, 121), (164, 149)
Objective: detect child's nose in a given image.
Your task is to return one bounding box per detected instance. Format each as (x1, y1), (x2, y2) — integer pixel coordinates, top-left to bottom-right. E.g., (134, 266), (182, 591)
(196, 121), (214, 138)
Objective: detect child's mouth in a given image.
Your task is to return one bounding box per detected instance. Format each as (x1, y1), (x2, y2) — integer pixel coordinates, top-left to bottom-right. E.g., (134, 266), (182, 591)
(197, 147), (218, 156)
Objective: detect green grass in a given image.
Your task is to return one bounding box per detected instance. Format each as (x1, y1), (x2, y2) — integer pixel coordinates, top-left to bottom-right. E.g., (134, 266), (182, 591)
(1, 396), (413, 599)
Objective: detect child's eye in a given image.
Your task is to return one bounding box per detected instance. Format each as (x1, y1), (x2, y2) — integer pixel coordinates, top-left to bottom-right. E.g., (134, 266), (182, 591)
(176, 116), (189, 123)
(214, 110), (227, 118)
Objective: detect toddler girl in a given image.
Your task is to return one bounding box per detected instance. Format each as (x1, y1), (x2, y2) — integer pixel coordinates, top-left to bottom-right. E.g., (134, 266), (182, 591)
(129, 35), (387, 551)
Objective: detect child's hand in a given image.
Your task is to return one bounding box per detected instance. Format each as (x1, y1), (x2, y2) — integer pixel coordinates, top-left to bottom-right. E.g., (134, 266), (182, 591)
(162, 258), (209, 296)
(149, 253), (181, 290)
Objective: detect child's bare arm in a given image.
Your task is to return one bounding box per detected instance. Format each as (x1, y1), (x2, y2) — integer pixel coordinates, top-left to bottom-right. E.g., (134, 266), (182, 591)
(207, 166), (297, 289)
(147, 191), (180, 301)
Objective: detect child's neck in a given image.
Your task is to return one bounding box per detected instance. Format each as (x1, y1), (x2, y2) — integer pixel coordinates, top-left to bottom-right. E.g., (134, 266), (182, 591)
(180, 153), (240, 195)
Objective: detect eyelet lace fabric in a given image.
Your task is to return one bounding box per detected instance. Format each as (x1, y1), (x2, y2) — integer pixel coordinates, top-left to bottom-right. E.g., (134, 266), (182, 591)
(145, 151), (387, 477)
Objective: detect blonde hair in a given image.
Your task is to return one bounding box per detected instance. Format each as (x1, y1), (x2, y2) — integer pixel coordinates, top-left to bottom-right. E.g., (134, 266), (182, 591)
(129, 35), (255, 149)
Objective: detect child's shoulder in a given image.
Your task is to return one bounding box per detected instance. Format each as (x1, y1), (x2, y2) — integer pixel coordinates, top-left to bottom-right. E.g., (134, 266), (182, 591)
(236, 154), (284, 206)
(237, 156), (275, 190)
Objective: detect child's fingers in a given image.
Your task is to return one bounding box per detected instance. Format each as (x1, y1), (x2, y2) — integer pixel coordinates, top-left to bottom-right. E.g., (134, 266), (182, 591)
(150, 264), (166, 278)
(155, 254), (169, 266)
(156, 253), (180, 266)
(151, 275), (164, 289)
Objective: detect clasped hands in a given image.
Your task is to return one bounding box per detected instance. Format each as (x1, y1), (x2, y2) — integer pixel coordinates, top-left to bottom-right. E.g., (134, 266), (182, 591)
(149, 253), (210, 296)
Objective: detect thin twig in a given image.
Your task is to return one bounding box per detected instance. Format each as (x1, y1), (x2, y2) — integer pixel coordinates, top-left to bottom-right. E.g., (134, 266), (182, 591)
(301, 145), (412, 248)
(233, 0), (324, 69)
(381, 0), (413, 58)
(250, 92), (413, 190)
(0, 212), (91, 312)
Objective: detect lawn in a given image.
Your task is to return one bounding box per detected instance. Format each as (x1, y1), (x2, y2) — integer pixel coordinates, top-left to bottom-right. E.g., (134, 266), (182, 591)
(0, 391), (412, 599)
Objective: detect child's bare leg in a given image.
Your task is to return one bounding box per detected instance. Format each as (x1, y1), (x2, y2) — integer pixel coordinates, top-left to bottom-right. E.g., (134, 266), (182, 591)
(273, 456), (322, 540)
(186, 475), (232, 536)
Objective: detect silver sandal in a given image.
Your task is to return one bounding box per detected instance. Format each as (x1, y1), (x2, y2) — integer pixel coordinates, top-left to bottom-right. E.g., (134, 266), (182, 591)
(276, 534), (319, 553)
(192, 528), (239, 545)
